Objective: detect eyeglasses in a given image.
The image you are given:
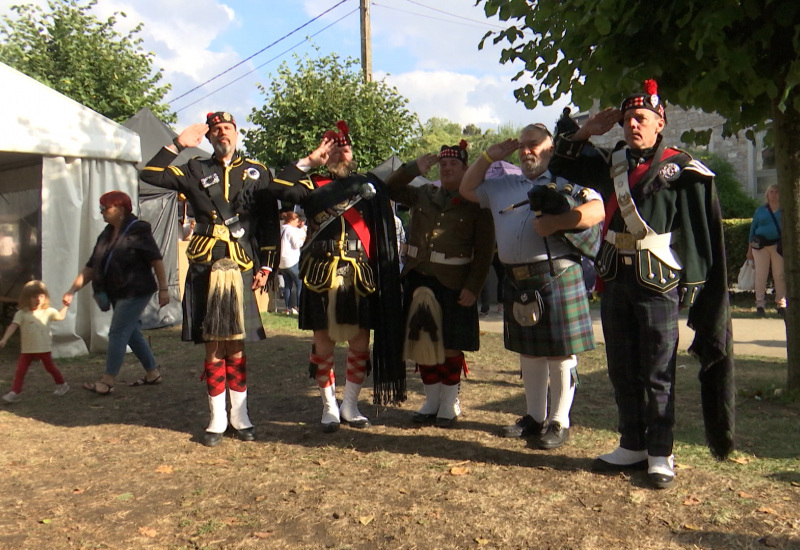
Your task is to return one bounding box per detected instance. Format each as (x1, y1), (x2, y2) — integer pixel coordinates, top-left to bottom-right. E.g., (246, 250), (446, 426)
(99, 205), (110, 213)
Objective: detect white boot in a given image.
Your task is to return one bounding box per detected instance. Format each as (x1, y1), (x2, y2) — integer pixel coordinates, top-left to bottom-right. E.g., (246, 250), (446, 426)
(204, 392), (228, 447)
(412, 382), (441, 423)
(320, 384), (340, 433)
(435, 383), (461, 428)
(229, 389), (255, 441)
(340, 381), (370, 428)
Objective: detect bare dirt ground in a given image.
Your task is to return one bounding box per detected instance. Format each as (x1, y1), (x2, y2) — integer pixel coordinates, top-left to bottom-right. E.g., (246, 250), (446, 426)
(0, 317), (798, 550)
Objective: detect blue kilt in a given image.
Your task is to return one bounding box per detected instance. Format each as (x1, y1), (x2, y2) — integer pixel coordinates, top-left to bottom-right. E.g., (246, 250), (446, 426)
(404, 270), (480, 352)
(502, 260), (594, 356)
(182, 243), (265, 344)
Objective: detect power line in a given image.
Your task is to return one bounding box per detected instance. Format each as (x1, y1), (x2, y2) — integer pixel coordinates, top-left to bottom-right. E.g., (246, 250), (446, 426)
(169, 0), (351, 105)
(402, 0), (506, 29)
(174, 8), (359, 114)
(373, 0), (505, 30)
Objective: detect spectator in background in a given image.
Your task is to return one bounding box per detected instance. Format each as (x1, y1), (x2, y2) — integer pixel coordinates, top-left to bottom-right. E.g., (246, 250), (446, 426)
(747, 184), (785, 317)
(279, 211), (306, 315)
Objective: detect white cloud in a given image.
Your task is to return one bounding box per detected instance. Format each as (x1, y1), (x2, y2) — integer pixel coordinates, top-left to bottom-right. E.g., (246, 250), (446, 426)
(382, 70), (569, 132)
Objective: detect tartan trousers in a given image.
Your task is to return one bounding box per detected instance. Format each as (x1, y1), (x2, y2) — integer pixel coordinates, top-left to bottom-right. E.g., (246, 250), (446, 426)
(600, 263), (680, 457)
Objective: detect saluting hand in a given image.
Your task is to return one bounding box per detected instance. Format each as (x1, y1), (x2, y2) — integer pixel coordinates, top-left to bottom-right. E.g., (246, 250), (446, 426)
(486, 138), (519, 162)
(305, 138), (335, 168)
(175, 123), (209, 149)
(573, 107), (621, 140)
(414, 153), (439, 175)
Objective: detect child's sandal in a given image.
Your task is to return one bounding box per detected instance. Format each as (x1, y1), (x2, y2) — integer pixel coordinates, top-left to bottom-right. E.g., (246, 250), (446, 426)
(82, 381), (114, 395)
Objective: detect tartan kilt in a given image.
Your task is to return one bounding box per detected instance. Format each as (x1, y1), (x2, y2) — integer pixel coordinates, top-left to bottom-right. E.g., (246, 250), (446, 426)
(502, 262), (594, 356)
(403, 270), (480, 352)
(182, 246), (265, 344)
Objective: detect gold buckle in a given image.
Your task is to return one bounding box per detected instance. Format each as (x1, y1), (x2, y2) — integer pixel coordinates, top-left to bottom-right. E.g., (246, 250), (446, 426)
(212, 224), (231, 241)
(512, 266), (530, 280)
(615, 232), (635, 250)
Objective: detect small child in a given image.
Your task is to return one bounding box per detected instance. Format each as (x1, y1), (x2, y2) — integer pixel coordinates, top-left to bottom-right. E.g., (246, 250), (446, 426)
(1, 280), (70, 402)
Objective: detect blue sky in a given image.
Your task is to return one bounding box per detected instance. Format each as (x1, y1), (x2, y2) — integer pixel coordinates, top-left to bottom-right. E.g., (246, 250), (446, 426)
(1, 0), (570, 135)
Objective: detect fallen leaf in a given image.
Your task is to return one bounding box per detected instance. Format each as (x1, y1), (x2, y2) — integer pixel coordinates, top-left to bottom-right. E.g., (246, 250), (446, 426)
(359, 515), (375, 526)
(254, 495), (266, 502)
(737, 491), (754, 499)
(139, 527), (157, 537)
(72, 488), (84, 494)
(683, 524), (701, 531)
(791, 481), (800, 487)
(313, 459), (327, 466)
(730, 456), (751, 465)
(39, 519), (51, 524)
(757, 507), (778, 515)
(450, 466), (470, 476)
(253, 531), (273, 539)
(155, 465), (173, 474)
(398, 488), (408, 494)
(683, 496), (702, 506)
(116, 493), (133, 501)
(475, 538), (490, 545)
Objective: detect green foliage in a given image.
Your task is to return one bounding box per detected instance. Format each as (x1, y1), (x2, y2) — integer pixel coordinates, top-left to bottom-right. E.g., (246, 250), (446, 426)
(477, 0), (800, 140)
(0, 0), (174, 123)
(691, 152), (759, 219)
(405, 118), (522, 180)
(245, 52), (419, 170)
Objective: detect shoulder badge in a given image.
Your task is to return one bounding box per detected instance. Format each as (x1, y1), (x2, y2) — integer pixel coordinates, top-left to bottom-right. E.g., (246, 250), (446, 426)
(659, 162), (681, 182)
(244, 167), (260, 181)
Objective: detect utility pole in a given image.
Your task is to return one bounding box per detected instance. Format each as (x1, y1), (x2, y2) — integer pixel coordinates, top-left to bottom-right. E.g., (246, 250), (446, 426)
(360, 0), (372, 83)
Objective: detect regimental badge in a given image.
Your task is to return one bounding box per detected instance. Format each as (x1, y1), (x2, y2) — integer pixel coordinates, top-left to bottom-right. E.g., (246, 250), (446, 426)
(650, 94), (660, 108)
(659, 162), (682, 182)
(201, 173), (220, 188)
(222, 112), (233, 122)
(520, 292), (528, 302)
(244, 167), (260, 181)
(618, 191), (632, 206)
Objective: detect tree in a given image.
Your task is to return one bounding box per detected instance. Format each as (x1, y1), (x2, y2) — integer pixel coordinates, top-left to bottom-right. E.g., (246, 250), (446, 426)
(478, 0), (800, 390)
(245, 52), (419, 171)
(0, 0), (174, 123)
(405, 118), (522, 180)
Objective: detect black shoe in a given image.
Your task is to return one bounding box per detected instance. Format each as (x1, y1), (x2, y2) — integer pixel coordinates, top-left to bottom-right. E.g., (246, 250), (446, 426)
(501, 415), (543, 438)
(591, 457), (648, 473)
(777, 307), (786, 318)
(434, 415), (458, 428)
(203, 432), (223, 447)
(538, 422), (569, 450)
(757, 307), (766, 317)
(649, 472), (676, 490)
(235, 427), (255, 441)
(342, 417), (371, 429)
(322, 421), (340, 434)
(412, 412), (437, 424)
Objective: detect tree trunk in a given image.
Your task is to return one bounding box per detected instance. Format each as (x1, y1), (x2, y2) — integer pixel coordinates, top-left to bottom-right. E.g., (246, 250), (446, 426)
(772, 99), (800, 390)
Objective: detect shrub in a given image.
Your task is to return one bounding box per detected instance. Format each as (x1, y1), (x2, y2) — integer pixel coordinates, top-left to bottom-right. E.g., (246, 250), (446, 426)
(694, 152), (758, 219)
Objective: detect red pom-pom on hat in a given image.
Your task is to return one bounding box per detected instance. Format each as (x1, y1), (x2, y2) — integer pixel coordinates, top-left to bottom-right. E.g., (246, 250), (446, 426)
(644, 79), (658, 96)
(336, 120), (350, 134)
(459, 139), (468, 150)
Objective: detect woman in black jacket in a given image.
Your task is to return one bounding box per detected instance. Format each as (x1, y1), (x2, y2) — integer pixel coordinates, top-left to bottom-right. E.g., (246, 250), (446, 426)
(63, 191), (168, 394)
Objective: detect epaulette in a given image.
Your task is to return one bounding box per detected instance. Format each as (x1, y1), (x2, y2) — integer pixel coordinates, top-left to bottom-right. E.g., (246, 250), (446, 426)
(245, 158), (269, 170)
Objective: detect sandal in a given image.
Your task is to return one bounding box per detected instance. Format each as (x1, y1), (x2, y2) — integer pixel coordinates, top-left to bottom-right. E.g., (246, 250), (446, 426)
(83, 381), (114, 395)
(129, 375), (163, 387)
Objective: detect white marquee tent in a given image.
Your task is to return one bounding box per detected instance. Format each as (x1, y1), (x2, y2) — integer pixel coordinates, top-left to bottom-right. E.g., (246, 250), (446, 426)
(0, 62), (141, 357)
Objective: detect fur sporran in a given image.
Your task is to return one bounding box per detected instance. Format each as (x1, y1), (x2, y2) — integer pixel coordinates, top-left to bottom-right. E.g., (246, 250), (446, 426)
(203, 258), (245, 341)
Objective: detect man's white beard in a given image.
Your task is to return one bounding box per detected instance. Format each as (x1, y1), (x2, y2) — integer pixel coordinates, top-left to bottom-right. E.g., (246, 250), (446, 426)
(213, 141), (234, 158)
(521, 157), (546, 179)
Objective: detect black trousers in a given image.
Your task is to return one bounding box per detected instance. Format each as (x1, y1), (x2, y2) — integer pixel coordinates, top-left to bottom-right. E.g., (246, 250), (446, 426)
(600, 264), (679, 457)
